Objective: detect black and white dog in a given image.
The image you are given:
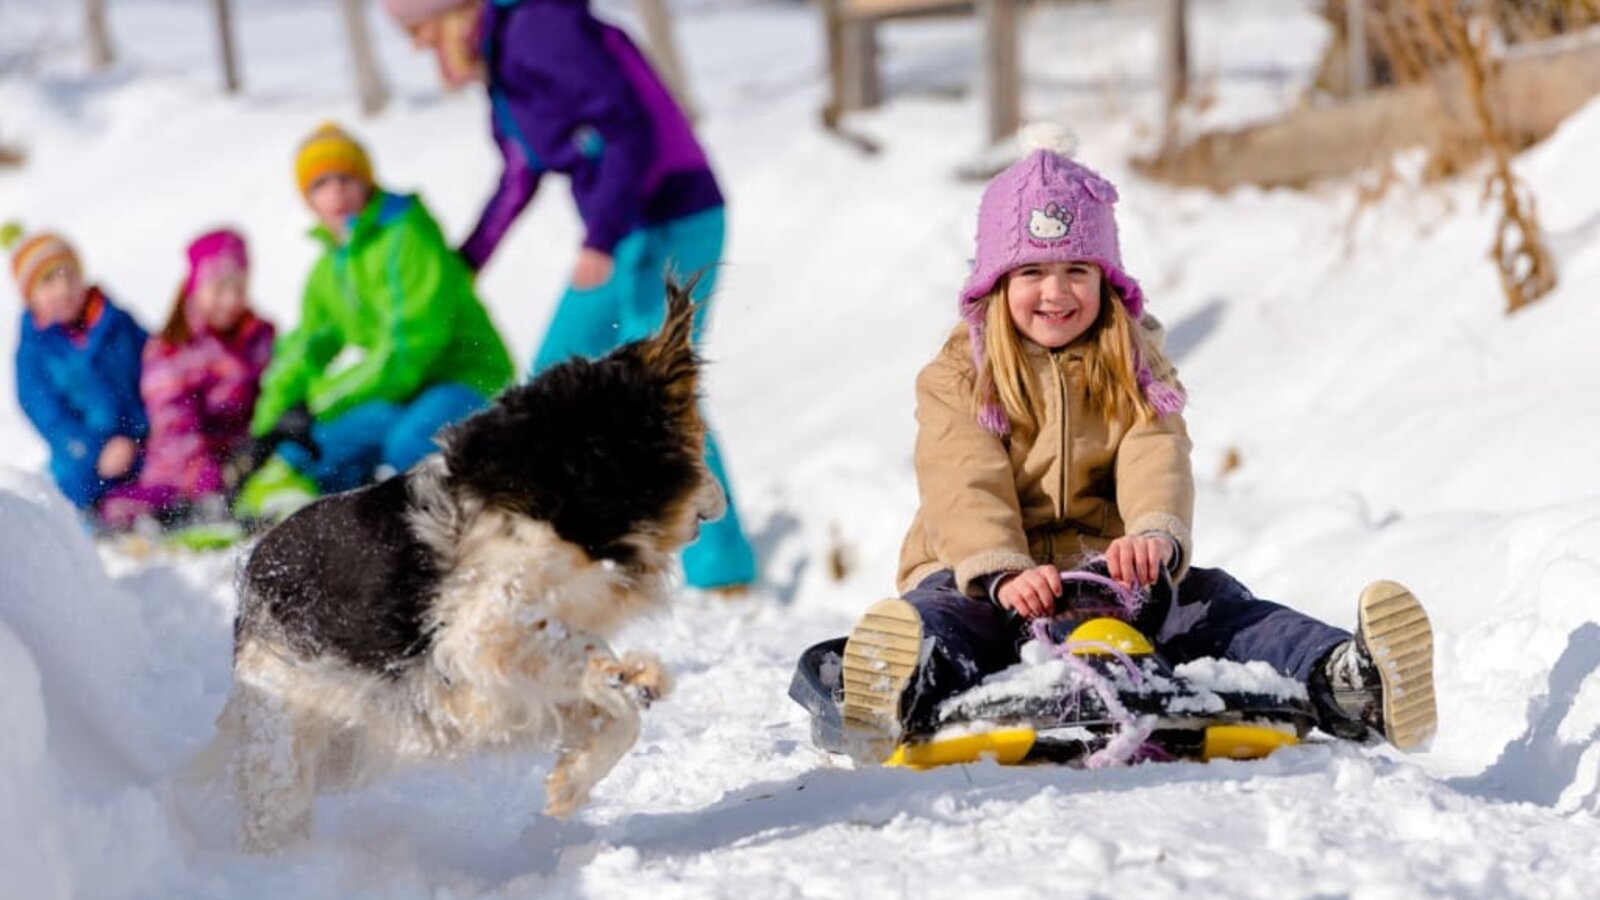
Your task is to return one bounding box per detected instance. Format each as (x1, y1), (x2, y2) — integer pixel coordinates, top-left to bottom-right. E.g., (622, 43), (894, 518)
(214, 279), (723, 851)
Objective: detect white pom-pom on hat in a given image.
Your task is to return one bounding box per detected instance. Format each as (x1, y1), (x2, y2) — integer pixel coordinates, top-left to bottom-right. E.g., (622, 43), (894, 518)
(1017, 122), (1078, 158)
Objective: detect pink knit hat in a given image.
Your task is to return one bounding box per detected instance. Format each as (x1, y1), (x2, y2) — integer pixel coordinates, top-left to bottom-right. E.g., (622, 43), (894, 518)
(379, 0), (475, 27)
(184, 228), (248, 298)
(960, 131), (1183, 434)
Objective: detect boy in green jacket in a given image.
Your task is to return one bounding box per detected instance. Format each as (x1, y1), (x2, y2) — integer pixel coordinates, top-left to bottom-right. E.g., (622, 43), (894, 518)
(238, 122), (513, 520)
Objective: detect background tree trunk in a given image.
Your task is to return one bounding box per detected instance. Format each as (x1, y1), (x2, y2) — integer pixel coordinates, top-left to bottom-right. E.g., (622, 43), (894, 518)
(338, 0), (390, 116)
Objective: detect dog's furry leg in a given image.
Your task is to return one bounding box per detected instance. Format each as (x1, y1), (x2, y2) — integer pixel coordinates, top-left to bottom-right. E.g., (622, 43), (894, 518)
(228, 678), (322, 853)
(543, 650), (673, 819)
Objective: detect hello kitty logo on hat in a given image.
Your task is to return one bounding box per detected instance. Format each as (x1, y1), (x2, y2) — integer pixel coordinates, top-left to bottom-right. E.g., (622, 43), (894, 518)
(1027, 203), (1073, 242)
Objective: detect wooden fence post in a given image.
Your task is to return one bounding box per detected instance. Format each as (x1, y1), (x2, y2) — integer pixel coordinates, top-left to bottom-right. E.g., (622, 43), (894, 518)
(821, 0), (882, 129)
(981, 0), (1020, 145)
(339, 0), (390, 116)
(636, 0), (697, 120)
(213, 0), (242, 94)
(85, 0), (115, 71)
(1160, 0), (1190, 148)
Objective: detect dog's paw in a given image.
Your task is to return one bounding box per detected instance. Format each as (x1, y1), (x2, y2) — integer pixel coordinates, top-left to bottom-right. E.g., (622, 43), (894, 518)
(607, 651), (674, 709)
(543, 765), (590, 820)
(586, 652), (673, 709)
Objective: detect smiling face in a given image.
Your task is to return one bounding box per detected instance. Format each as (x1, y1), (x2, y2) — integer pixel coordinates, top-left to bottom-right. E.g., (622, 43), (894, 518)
(1005, 261), (1103, 349)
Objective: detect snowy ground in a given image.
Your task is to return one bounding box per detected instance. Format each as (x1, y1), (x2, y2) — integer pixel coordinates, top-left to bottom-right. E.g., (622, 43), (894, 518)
(2, 0), (1598, 897)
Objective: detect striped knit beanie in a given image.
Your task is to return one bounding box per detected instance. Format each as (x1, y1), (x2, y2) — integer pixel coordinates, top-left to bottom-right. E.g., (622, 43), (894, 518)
(2, 221), (81, 303)
(960, 126), (1184, 435)
(294, 122), (373, 197)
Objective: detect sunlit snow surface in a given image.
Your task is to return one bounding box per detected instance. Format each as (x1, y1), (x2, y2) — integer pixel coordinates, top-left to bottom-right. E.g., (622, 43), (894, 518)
(3, 1), (1599, 896)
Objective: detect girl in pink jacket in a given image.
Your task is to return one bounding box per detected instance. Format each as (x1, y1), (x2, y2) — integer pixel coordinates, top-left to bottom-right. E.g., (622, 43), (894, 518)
(101, 230), (274, 529)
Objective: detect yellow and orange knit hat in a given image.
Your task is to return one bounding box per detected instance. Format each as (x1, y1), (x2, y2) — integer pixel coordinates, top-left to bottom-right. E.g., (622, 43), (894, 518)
(2, 220), (81, 303)
(294, 122), (374, 197)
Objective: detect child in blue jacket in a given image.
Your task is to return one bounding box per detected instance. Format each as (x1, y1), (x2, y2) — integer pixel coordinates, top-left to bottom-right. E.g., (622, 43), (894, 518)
(5, 222), (149, 517)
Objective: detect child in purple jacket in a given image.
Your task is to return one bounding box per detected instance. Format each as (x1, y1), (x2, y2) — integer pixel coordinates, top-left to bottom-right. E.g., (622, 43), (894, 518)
(382, 0), (758, 593)
(100, 229), (275, 530)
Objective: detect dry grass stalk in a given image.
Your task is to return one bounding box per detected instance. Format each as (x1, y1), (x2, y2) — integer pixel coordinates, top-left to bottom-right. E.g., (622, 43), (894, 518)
(1319, 0), (1600, 95)
(1349, 1), (1559, 312)
(826, 522), (855, 583)
(1425, 0), (1558, 312)
(1217, 446), (1242, 478)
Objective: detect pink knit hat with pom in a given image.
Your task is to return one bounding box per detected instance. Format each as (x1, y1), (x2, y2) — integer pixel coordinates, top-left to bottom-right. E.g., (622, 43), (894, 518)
(961, 127), (1184, 435)
(380, 0), (476, 27)
(184, 228), (248, 298)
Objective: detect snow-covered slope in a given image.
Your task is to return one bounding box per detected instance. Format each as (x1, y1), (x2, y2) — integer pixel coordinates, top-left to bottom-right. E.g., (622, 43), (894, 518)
(2, 1), (1597, 896)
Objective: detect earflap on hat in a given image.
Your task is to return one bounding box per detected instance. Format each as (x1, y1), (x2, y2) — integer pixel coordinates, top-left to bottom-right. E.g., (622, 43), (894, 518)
(1134, 343), (1187, 418)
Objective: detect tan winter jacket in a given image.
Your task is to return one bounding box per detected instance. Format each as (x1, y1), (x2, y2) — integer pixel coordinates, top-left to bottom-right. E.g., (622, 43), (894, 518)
(896, 324), (1195, 596)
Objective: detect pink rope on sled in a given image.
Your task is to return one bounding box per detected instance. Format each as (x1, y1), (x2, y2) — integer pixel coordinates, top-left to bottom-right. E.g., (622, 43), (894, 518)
(1057, 563), (1147, 619)
(1027, 562), (1166, 768)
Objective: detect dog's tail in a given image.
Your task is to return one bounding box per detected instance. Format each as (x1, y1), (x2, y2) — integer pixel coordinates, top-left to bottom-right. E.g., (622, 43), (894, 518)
(641, 271), (705, 401)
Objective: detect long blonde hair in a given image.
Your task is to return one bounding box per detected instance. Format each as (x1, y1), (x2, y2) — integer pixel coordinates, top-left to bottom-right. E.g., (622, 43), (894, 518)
(974, 274), (1179, 432)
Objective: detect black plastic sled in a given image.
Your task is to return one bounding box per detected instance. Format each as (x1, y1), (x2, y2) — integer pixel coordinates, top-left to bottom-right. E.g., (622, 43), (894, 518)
(790, 567), (1320, 769)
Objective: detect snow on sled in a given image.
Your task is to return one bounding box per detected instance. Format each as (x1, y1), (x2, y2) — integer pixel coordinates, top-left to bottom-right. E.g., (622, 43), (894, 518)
(789, 568), (1319, 769)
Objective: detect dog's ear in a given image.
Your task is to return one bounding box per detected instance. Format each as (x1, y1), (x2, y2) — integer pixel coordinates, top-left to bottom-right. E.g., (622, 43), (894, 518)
(639, 271), (703, 405)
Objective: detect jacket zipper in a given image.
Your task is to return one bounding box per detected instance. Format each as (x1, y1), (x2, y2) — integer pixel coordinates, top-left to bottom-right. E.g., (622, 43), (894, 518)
(1054, 353), (1069, 524)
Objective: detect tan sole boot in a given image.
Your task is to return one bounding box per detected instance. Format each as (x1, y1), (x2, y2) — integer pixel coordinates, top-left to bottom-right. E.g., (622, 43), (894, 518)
(839, 598), (923, 764)
(1357, 580), (1438, 751)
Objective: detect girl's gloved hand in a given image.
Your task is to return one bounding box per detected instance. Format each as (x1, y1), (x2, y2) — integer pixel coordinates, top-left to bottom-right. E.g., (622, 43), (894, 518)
(995, 564), (1062, 619)
(1106, 533), (1175, 588)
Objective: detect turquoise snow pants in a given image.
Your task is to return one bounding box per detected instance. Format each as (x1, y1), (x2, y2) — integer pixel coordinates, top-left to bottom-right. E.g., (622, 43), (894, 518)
(280, 383), (488, 493)
(529, 206), (757, 590)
